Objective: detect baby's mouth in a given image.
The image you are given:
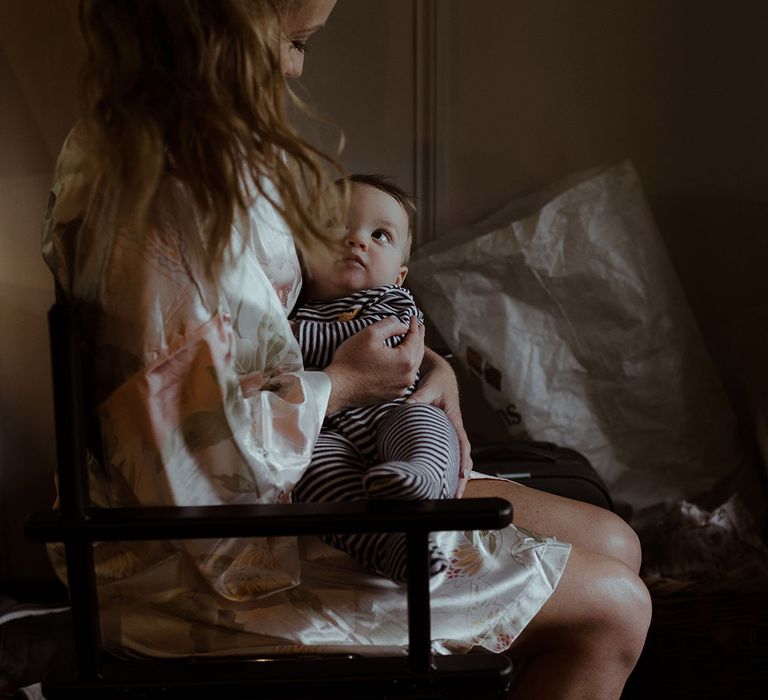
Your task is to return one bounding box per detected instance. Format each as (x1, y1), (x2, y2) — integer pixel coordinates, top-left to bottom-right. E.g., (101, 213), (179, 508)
(340, 254), (366, 269)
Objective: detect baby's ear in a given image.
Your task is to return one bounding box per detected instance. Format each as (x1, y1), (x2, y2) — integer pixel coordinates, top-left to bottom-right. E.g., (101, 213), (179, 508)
(395, 266), (408, 286)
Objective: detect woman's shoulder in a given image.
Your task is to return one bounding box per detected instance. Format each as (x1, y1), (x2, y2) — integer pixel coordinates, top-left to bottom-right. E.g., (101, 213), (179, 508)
(48, 122), (101, 226)
(55, 122), (99, 180)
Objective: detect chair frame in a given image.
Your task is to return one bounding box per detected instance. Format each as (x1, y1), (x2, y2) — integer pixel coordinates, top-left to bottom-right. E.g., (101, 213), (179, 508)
(25, 302), (514, 698)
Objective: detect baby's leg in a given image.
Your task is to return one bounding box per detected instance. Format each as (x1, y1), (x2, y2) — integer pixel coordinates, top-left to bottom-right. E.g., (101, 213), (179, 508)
(292, 429), (445, 584)
(364, 403), (460, 500)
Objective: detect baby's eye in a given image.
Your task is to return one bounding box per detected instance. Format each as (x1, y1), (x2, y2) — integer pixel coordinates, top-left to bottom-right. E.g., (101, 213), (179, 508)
(291, 39), (308, 53)
(371, 229), (392, 243)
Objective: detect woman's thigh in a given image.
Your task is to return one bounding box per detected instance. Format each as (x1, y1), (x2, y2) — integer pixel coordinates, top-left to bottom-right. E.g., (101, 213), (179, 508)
(464, 477), (642, 573)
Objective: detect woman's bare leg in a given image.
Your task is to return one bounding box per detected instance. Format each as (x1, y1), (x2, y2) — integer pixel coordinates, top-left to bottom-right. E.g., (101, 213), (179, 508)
(465, 477), (642, 573)
(464, 478), (650, 697)
(506, 544), (652, 699)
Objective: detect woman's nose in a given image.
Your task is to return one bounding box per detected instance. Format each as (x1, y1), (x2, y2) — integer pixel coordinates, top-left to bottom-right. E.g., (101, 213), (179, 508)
(283, 53), (304, 78)
(280, 49), (304, 78)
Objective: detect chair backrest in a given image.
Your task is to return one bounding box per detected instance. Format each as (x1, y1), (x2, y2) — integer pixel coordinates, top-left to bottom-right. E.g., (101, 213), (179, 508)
(26, 302), (514, 698)
(48, 301), (93, 517)
(44, 301), (103, 678)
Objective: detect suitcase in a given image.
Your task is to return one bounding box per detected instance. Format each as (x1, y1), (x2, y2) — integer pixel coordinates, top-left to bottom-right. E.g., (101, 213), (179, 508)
(471, 441), (614, 512)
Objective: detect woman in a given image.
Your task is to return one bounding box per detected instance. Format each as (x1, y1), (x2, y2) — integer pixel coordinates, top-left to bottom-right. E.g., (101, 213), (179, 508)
(42, 1), (650, 697)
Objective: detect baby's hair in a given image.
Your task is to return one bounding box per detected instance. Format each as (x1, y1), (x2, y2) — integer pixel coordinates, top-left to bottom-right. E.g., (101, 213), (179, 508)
(336, 173), (415, 263)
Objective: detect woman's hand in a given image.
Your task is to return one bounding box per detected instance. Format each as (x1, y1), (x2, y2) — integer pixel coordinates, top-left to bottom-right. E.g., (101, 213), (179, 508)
(325, 315), (425, 415)
(408, 348), (473, 497)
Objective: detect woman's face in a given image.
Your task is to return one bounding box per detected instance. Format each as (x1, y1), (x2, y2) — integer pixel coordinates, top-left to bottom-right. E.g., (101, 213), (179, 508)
(280, 0), (337, 77)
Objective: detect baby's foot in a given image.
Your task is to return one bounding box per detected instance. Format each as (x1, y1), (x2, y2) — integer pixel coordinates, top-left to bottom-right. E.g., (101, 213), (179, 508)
(363, 460), (442, 501)
(373, 532), (449, 584)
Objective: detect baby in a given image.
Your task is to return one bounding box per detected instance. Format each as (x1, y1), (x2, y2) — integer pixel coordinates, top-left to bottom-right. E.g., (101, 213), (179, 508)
(291, 174), (460, 583)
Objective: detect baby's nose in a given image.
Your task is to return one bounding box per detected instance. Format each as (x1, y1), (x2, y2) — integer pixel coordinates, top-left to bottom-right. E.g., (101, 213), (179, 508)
(345, 235), (367, 251)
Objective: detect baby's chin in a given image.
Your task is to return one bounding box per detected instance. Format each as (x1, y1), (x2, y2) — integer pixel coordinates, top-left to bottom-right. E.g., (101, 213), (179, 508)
(305, 280), (361, 302)
(306, 272), (365, 301)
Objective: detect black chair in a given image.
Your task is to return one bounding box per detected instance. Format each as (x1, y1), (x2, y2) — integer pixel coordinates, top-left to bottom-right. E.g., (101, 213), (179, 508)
(25, 302), (514, 699)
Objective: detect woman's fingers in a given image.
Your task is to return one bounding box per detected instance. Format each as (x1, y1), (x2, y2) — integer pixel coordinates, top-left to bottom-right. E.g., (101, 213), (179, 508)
(366, 315), (424, 384)
(444, 402), (472, 495)
(364, 316), (409, 343)
(325, 315), (427, 412)
(396, 315), (426, 364)
(454, 472), (470, 499)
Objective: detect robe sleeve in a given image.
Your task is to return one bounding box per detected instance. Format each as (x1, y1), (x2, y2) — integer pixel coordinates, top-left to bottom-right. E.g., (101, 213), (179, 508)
(43, 126), (331, 601)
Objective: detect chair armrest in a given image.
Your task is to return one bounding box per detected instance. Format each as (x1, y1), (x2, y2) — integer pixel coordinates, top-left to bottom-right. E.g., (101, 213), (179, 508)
(25, 497), (512, 543)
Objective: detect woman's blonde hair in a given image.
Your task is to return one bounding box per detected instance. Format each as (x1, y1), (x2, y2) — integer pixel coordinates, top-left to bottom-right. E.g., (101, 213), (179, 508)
(77, 0), (342, 264)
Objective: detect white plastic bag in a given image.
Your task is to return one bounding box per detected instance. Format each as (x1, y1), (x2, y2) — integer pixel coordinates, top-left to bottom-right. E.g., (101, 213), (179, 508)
(409, 162), (742, 513)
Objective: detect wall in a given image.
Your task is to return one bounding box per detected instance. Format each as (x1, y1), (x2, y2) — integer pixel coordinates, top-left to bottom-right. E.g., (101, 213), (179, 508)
(296, 0), (415, 191)
(0, 1), (81, 583)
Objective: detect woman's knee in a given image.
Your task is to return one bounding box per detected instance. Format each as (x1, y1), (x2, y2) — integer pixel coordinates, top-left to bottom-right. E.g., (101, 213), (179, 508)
(508, 549), (651, 697)
(591, 508), (643, 573)
(521, 547), (651, 664)
(574, 550), (651, 667)
(600, 557), (651, 659)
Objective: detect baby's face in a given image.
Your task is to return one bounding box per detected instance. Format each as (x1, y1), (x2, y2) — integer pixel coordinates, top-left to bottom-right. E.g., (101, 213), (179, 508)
(306, 183), (409, 301)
